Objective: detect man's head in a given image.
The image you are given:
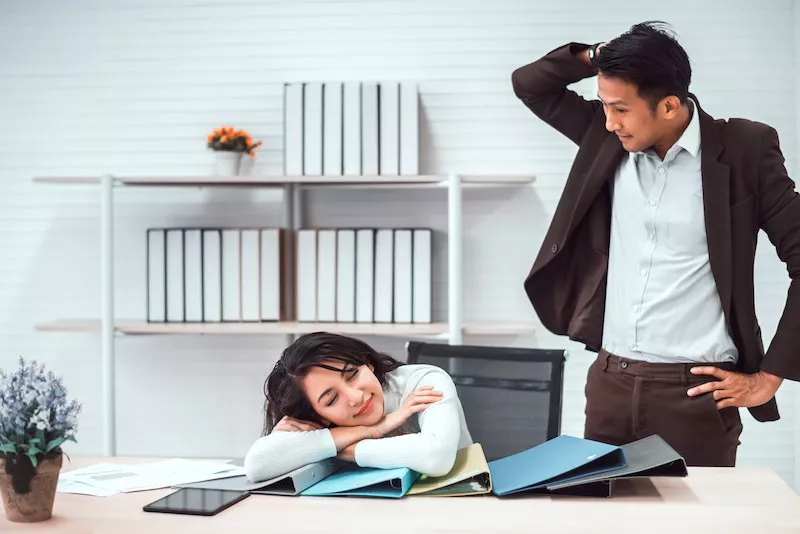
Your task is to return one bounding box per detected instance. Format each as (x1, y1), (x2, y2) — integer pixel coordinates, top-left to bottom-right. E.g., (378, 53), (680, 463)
(596, 22), (692, 153)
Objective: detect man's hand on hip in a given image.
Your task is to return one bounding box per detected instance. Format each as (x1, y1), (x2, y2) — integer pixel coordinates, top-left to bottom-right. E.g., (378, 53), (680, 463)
(687, 367), (784, 409)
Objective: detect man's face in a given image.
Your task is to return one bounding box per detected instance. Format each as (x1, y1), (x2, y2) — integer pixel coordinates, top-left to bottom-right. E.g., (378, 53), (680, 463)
(597, 73), (664, 153)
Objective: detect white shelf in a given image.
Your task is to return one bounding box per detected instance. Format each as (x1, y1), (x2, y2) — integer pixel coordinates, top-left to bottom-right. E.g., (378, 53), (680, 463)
(32, 174), (535, 188)
(33, 172), (534, 455)
(35, 319), (535, 338)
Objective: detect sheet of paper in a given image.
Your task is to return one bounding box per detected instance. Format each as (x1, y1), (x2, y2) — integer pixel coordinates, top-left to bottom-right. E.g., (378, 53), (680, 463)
(60, 459), (243, 493)
(56, 477), (120, 497)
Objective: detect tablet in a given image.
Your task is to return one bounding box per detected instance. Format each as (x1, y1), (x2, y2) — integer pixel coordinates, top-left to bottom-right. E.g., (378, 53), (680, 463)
(143, 488), (249, 516)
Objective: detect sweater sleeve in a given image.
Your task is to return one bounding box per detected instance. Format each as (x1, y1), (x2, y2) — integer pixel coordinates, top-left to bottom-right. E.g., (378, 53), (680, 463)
(353, 370), (462, 477)
(243, 428), (337, 482)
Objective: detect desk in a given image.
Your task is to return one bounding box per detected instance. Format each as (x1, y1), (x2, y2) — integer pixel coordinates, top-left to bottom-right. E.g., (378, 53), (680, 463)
(2, 456), (799, 533)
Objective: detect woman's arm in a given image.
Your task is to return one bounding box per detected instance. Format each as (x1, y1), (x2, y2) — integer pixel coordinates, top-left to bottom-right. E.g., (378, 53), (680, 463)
(353, 370), (463, 477)
(243, 423), (380, 482)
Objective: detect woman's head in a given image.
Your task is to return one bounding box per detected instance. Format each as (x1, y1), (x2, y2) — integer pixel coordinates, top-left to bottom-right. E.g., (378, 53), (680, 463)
(263, 332), (403, 434)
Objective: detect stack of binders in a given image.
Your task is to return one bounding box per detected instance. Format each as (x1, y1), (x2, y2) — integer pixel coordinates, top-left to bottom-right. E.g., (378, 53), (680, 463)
(295, 228), (432, 324)
(284, 82), (419, 176)
(146, 228), (290, 323)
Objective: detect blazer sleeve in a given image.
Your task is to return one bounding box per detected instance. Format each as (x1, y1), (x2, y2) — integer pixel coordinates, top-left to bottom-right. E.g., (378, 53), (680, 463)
(510, 42), (603, 146)
(756, 126), (800, 382)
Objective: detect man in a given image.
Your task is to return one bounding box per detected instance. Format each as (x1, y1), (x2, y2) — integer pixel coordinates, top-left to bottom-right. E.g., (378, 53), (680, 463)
(513, 22), (800, 467)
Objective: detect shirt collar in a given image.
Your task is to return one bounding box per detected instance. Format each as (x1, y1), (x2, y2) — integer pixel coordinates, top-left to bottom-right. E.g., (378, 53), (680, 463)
(633, 98), (700, 161)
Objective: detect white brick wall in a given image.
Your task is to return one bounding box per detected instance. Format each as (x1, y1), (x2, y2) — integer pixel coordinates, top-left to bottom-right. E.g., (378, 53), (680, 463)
(1, 0), (797, 488)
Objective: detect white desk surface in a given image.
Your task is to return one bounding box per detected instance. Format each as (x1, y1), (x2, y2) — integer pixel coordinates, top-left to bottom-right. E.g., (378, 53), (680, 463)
(3, 456), (799, 533)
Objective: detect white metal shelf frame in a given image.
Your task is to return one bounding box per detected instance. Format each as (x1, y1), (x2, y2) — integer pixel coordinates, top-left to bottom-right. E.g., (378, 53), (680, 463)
(38, 173), (535, 455)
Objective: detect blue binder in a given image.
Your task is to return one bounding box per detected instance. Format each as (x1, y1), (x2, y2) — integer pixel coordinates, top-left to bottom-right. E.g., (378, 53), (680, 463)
(488, 435), (627, 496)
(300, 464), (421, 498)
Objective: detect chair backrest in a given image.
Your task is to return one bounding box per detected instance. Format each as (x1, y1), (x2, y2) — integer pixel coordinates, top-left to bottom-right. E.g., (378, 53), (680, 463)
(406, 341), (566, 461)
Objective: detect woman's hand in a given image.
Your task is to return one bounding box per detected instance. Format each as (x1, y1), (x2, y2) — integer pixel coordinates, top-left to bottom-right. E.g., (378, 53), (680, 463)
(336, 443), (358, 462)
(369, 386), (443, 439)
(273, 416), (324, 432)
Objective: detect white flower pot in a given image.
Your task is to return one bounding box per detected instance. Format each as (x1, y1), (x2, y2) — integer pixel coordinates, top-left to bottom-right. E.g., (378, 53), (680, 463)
(214, 151), (242, 176)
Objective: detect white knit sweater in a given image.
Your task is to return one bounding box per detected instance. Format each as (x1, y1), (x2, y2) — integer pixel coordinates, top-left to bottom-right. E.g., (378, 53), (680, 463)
(243, 364), (473, 482)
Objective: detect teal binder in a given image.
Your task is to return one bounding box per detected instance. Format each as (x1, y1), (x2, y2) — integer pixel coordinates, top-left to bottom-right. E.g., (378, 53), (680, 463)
(300, 464), (420, 498)
(488, 435), (626, 496)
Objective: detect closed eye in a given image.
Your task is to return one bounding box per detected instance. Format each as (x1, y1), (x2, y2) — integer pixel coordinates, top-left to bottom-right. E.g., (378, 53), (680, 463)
(325, 368), (359, 406)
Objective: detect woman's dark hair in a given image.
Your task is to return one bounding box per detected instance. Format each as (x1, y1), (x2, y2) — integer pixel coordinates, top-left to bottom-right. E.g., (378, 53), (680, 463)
(596, 21), (692, 111)
(261, 332), (404, 435)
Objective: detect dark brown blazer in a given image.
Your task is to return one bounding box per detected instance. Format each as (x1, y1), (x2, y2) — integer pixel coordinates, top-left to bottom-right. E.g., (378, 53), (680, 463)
(513, 43), (800, 422)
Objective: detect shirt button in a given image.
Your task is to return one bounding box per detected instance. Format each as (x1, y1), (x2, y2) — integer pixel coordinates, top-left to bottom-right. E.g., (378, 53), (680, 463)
(649, 200), (657, 206)
(640, 269), (647, 276)
(551, 244), (559, 254)
(658, 167), (666, 174)
(621, 361), (629, 369)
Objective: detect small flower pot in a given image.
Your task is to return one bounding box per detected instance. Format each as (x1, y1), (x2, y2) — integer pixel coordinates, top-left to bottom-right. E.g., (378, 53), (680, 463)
(214, 151), (242, 176)
(0, 454), (62, 523)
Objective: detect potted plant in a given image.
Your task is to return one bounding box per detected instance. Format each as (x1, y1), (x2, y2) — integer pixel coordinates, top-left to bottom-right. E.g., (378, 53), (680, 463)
(207, 126), (262, 176)
(0, 358), (81, 523)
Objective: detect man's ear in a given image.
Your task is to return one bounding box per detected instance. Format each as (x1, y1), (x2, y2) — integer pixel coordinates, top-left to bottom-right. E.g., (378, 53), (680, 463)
(661, 95), (682, 118)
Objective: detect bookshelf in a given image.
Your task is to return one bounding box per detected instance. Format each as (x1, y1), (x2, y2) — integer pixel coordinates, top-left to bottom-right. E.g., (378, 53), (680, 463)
(33, 173), (536, 455)
(35, 319), (536, 338)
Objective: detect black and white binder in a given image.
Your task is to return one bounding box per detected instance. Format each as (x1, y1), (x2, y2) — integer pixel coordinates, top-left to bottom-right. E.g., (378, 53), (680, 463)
(374, 229), (394, 323)
(412, 229), (432, 323)
(355, 229), (375, 323)
(296, 229), (318, 322)
(202, 229), (222, 323)
(336, 229), (356, 323)
(284, 83), (304, 176)
(165, 229), (185, 323)
(146, 229), (166, 323)
(323, 82), (344, 176)
(184, 229), (203, 323)
(221, 229), (241, 322)
(343, 82), (362, 176)
(393, 229), (413, 324)
(316, 229), (338, 322)
(304, 82), (324, 176)
(241, 229), (261, 322)
(361, 82), (379, 176)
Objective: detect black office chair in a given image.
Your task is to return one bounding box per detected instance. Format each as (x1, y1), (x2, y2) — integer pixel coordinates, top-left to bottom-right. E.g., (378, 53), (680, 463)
(406, 341), (566, 461)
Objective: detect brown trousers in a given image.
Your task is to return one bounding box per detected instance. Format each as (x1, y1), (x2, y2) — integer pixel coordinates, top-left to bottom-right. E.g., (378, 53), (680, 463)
(584, 350), (743, 467)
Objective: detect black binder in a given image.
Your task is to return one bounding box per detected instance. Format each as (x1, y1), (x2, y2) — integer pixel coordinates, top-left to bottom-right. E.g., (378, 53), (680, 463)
(545, 434), (688, 496)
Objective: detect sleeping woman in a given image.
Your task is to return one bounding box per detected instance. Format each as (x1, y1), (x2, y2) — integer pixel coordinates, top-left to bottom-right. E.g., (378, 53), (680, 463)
(244, 332), (473, 482)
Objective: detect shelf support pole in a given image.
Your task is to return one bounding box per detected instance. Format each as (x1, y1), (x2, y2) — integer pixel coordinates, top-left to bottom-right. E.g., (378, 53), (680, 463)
(100, 174), (116, 455)
(447, 173), (463, 345)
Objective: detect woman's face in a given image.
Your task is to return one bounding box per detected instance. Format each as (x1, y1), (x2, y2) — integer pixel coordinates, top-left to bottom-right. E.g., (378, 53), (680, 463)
(300, 361), (385, 427)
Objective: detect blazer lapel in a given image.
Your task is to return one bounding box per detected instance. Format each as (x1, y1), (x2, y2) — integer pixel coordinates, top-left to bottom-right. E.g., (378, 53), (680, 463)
(567, 134), (625, 239)
(695, 95), (733, 320)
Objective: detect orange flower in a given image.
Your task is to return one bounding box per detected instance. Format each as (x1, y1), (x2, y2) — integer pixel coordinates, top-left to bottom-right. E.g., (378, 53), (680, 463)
(220, 136), (228, 143)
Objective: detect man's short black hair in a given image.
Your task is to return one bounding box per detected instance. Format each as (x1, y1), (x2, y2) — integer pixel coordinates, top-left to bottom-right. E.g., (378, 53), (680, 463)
(596, 21), (692, 110)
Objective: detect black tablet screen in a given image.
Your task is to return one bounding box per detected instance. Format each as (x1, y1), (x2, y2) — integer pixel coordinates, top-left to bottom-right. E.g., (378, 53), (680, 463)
(143, 488), (249, 516)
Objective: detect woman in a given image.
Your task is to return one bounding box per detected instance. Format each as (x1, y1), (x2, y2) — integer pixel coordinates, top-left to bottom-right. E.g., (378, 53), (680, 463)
(244, 332), (473, 482)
